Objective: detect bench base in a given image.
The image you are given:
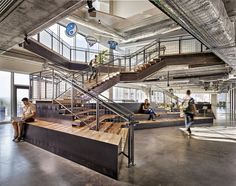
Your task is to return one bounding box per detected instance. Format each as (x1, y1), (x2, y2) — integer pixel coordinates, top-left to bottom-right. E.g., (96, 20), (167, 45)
(24, 122), (123, 179)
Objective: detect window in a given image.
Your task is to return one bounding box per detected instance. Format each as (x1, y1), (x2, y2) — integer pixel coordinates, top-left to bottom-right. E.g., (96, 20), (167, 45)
(0, 71), (11, 122)
(14, 73), (29, 85)
(113, 87), (145, 102)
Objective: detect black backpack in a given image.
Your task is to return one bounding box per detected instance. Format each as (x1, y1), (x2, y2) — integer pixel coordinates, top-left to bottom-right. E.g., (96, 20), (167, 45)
(182, 98), (194, 113)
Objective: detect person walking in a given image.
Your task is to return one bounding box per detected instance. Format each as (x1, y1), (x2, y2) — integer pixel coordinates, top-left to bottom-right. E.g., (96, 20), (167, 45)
(89, 55), (98, 82)
(182, 90), (197, 135)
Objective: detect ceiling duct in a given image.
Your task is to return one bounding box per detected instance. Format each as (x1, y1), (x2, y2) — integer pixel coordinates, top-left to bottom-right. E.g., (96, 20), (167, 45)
(151, 0), (236, 68)
(0, 0), (17, 17)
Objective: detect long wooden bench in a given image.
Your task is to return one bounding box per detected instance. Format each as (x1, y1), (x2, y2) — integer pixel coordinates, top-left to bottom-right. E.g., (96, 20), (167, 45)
(135, 117), (213, 130)
(24, 119), (129, 179)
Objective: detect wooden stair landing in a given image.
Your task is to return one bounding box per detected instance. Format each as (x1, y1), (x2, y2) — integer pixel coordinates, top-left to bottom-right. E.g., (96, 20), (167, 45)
(27, 119), (123, 146)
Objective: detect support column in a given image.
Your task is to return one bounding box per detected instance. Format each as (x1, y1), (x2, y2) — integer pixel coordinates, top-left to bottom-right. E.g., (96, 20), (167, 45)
(232, 88), (236, 114)
(226, 91), (230, 112)
(211, 94), (217, 117)
(109, 88), (113, 100)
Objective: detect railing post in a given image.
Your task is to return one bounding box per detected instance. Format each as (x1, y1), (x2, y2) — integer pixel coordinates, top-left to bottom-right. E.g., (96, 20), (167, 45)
(52, 69), (55, 99)
(82, 74), (84, 89)
(71, 73), (74, 113)
(108, 63), (110, 78)
(96, 69), (99, 83)
(128, 121), (135, 167)
(143, 49), (146, 64)
(179, 38), (181, 54)
(85, 51), (88, 63)
(124, 57), (127, 71)
(51, 34), (53, 50)
(129, 57), (131, 71)
(29, 75), (33, 100)
(96, 100), (99, 131)
(158, 41), (161, 56)
(70, 48), (72, 61)
(118, 58), (121, 72)
(45, 78), (47, 99)
(62, 42), (64, 56)
(39, 72), (42, 100)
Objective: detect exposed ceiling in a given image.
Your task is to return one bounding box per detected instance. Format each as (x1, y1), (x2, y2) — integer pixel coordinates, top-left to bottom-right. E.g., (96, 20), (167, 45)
(0, 0), (233, 94)
(64, 1), (188, 46)
(0, 0), (86, 53)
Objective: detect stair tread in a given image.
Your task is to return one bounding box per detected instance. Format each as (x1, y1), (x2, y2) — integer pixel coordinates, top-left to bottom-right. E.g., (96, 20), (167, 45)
(74, 115), (96, 122)
(63, 109), (97, 116)
(106, 123), (123, 134)
(118, 128), (129, 152)
(89, 114), (118, 127)
(99, 122), (113, 132)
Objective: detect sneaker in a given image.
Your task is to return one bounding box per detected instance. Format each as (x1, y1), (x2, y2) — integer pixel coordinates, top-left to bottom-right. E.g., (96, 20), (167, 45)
(15, 138), (21, 143)
(187, 128), (192, 134)
(12, 136), (18, 142)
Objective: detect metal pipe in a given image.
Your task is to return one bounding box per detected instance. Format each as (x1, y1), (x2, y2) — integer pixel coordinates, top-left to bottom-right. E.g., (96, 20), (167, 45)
(96, 100), (99, 131)
(52, 69), (55, 99)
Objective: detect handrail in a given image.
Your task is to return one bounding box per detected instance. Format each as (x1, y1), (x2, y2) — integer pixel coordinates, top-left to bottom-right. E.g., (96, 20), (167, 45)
(53, 68), (134, 121)
(44, 29), (123, 58)
(34, 28), (207, 73)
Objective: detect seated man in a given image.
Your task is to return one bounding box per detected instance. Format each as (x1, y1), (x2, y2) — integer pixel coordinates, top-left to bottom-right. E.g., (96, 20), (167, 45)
(12, 97), (36, 142)
(140, 99), (160, 121)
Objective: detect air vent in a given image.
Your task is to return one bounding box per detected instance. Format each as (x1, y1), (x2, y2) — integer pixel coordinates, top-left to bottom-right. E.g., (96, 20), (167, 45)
(0, 0), (17, 17)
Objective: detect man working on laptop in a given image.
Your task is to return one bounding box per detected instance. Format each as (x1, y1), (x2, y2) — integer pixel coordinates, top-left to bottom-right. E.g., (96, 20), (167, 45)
(12, 97), (36, 142)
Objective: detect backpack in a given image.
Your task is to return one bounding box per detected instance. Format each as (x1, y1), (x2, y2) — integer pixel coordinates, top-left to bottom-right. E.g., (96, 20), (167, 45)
(182, 98), (194, 113)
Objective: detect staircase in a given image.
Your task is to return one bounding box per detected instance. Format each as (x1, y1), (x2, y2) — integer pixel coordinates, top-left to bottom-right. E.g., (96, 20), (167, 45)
(26, 28), (221, 98)
(32, 68), (134, 131)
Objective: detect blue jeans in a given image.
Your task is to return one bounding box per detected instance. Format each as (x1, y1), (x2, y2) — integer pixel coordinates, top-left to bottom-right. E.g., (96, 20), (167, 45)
(184, 113), (194, 128)
(145, 109), (155, 120)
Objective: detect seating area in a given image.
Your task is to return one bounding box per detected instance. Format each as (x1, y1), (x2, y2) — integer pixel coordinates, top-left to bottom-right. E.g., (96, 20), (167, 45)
(24, 119), (129, 179)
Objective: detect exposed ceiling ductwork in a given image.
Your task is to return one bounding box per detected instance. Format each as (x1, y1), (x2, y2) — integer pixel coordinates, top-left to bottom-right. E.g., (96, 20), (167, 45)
(151, 0), (236, 68)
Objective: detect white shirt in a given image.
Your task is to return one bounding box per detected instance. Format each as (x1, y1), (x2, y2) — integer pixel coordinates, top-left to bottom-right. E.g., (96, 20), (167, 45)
(23, 103), (36, 118)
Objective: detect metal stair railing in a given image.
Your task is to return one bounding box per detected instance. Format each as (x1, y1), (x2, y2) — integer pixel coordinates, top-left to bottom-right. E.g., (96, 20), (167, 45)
(53, 68), (134, 121)
(52, 67), (136, 166)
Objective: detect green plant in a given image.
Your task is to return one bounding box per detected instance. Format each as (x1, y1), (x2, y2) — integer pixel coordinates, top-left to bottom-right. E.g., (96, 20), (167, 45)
(97, 50), (109, 64)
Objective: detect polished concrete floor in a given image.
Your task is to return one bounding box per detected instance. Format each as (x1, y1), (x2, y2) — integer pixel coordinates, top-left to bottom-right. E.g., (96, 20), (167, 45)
(1, 111), (236, 186)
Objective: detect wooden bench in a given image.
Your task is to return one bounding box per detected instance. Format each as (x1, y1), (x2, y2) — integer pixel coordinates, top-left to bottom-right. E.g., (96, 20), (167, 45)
(24, 119), (128, 179)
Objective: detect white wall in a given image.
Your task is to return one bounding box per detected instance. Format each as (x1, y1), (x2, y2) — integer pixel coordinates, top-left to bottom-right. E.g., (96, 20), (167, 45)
(112, 1), (154, 18)
(0, 56), (42, 74)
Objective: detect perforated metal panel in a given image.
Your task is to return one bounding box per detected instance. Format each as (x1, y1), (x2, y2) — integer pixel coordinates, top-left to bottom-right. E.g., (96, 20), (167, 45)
(0, 0), (16, 17)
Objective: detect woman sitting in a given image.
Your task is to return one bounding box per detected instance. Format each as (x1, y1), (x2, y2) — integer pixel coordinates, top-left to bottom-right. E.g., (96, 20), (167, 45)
(141, 99), (160, 121)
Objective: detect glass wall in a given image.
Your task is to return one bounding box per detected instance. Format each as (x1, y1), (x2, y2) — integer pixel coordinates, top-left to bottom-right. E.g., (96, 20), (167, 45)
(151, 91), (164, 103)
(14, 73), (29, 85)
(34, 23), (112, 63)
(0, 71), (30, 123)
(14, 73), (30, 116)
(113, 86), (146, 102)
(0, 71), (11, 122)
(176, 93), (211, 103)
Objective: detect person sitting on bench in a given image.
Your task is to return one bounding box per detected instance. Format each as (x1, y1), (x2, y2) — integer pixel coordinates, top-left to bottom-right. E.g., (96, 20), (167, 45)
(141, 99), (160, 121)
(12, 97), (36, 142)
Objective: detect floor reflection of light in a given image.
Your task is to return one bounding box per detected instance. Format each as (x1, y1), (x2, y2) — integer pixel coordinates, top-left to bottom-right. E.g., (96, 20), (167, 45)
(179, 126), (236, 143)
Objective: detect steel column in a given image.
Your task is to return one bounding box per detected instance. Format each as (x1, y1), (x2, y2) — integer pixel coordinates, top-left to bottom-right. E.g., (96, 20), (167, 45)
(96, 100), (99, 131)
